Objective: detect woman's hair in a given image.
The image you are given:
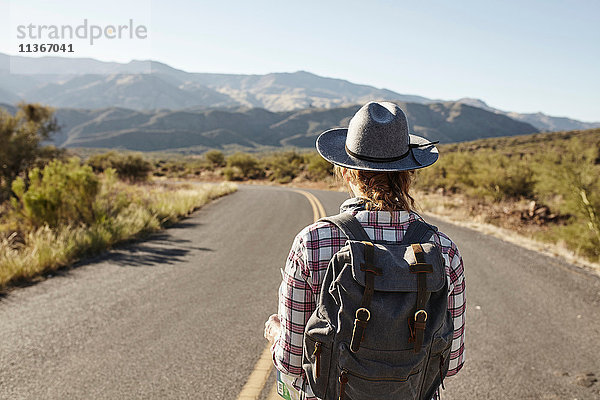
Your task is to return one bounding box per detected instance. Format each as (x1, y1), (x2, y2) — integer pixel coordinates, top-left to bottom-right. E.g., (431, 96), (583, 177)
(334, 165), (415, 211)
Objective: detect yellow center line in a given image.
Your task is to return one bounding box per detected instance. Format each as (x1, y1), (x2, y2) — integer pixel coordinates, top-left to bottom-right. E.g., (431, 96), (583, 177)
(302, 190), (326, 221)
(236, 189), (326, 400)
(292, 189), (321, 223)
(236, 346), (275, 400)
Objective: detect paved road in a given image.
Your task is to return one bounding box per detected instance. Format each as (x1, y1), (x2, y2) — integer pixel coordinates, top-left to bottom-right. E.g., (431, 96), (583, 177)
(1, 185), (599, 399)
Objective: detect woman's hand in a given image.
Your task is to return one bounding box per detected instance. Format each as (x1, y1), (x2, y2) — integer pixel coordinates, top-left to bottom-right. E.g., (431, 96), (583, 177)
(264, 314), (282, 345)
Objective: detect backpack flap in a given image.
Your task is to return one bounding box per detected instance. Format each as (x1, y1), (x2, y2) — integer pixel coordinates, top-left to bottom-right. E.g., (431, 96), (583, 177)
(347, 241), (445, 293)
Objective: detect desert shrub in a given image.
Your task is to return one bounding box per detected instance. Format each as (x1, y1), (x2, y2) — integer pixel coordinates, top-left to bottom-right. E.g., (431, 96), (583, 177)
(0, 103), (60, 201)
(154, 160), (188, 177)
(304, 152), (333, 180)
(416, 151), (535, 201)
(87, 152), (118, 173)
(189, 158), (214, 174)
(87, 151), (152, 182)
(468, 153), (535, 201)
(415, 152), (476, 193)
(226, 152), (263, 179)
(533, 140), (600, 260)
(222, 166), (241, 181)
(116, 154), (152, 182)
(416, 130), (600, 262)
(205, 150), (226, 167)
(11, 158), (99, 228)
(263, 151), (304, 183)
(92, 168), (131, 223)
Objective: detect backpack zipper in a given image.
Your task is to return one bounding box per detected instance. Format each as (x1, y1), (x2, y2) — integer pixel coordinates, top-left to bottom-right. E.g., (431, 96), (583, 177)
(338, 369), (348, 400)
(312, 342), (322, 378)
(338, 367), (418, 399)
(340, 367), (416, 382)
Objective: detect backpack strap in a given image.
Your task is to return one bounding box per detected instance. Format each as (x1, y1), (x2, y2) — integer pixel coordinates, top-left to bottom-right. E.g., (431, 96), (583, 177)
(319, 213), (378, 353)
(350, 241), (382, 353)
(409, 243), (432, 353)
(401, 220), (438, 245)
(402, 220), (437, 353)
(319, 212), (371, 242)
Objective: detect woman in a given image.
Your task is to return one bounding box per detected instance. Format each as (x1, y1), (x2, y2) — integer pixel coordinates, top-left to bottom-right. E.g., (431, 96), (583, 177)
(264, 101), (465, 400)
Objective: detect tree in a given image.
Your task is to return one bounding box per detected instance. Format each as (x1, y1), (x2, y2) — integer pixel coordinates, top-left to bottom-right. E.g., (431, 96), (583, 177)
(204, 150), (226, 167)
(0, 103), (60, 200)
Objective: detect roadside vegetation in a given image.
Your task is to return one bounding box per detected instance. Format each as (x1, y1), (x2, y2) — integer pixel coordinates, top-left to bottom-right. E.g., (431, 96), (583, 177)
(2, 102), (597, 276)
(414, 129), (600, 263)
(0, 104), (236, 290)
(127, 149), (334, 184)
(121, 129), (599, 264)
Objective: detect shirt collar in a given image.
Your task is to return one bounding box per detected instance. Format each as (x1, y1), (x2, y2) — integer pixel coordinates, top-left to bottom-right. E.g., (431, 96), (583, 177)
(340, 197), (419, 226)
(339, 196), (370, 213)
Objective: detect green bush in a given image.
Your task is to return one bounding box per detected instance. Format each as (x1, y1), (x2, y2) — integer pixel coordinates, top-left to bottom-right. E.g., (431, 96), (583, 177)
(416, 151), (535, 200)
(222, 166), (241, 181)
(205, 150), (226, 167)
(116, 154), (152, 182)
(87, 151), (152, 182)
(226, 152), (263, 179)
(416, 152), (476, 194)
(11, 158), (99, 228)
(533, 140), (600, 260)
(263, 151), (304, 183)
(305, 152), (333, 180)
(468, 153), (535, 200)
(154, 160), (188, 177)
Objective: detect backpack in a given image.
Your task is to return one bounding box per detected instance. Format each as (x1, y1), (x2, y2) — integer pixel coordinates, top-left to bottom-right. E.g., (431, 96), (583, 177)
(301, 212), (453, 400)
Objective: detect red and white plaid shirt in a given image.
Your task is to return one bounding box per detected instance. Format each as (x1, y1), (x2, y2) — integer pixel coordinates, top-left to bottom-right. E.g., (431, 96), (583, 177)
(271, 198), (465, 400)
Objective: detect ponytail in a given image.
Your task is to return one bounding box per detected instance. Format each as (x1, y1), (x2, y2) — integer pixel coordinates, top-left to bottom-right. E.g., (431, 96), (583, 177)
(334, 166), (415, 211)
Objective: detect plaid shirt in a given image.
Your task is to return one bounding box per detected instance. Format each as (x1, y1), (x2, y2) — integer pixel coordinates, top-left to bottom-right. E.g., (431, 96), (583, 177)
(271, 198), (465, 400)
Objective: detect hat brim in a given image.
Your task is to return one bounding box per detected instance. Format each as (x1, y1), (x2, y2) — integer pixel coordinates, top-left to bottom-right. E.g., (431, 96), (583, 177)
(316, 128), (439, 172)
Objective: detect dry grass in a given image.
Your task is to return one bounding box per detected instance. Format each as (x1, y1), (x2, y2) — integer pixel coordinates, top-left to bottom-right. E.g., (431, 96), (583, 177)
(414, 190), (600, 276)
(0, 181), (236, 289)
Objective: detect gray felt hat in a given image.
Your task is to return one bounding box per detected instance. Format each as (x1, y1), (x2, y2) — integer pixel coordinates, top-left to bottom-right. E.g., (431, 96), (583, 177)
(316, 101), (439, 172)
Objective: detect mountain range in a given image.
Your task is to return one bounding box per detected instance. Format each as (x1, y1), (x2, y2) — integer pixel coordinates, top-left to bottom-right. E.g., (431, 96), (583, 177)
(0, 52), (427, 111)
(0, 101), (539, 153)
(2, 52), (599, 134)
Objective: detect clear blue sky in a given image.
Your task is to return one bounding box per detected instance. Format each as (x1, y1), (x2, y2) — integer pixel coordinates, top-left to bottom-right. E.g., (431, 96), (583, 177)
(1, 0), (599, 121)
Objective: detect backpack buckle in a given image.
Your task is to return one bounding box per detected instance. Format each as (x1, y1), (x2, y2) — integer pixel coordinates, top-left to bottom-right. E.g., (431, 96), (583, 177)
(412, 309), (427, 353)
(355, 307), (370, 322)
(351, 308), (371, 352)
(414, 310), (428, 322)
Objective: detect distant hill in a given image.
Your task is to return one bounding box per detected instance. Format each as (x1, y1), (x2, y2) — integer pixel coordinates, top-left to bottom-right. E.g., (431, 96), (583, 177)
(7, 101), (536, 152)
(2, 52), (595, 133)
(456, 98), (600, 132)
(0, 52), (429, 112)
(439, 126), (600, 154)
(20, 74), (234, 110)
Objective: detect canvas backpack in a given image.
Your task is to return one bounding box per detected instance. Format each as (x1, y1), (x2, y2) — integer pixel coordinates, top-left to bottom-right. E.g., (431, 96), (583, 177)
(302, 212), (453, 400)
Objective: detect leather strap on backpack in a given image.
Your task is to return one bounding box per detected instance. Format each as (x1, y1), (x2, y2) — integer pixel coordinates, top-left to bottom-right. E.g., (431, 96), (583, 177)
(403, 220), (436, 353)
(410, 243), (432, 353)
(351, 241), (382, 353)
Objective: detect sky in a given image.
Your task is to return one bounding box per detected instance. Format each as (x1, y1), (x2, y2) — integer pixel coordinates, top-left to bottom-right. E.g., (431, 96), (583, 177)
(1, 0), (599, 121)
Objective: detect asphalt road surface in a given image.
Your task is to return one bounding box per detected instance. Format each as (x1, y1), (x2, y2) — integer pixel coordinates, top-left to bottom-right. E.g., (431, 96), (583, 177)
(1, 185), (599, 399)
